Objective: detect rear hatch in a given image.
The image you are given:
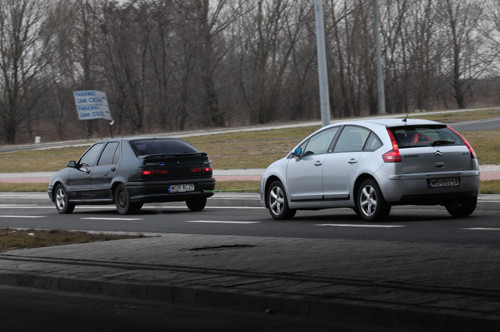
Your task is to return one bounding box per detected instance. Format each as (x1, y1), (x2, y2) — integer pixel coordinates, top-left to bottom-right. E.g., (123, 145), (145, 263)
(139, 153), (213, 180)
(130, 138), (213, 180)
(388, 125), (475, 174)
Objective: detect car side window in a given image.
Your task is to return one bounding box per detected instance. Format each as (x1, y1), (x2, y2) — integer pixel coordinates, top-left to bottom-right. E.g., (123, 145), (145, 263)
(79, 143), (104, 167)
(97, 142), (120, 166)
(363, 132), (383, 151)
(333, 126), (371, 153)
(303, 127), (340, 155)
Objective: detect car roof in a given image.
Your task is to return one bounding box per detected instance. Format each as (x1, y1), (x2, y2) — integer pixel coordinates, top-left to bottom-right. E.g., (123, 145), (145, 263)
(94, 137), (181, 144)
(328, 117), (443, 129)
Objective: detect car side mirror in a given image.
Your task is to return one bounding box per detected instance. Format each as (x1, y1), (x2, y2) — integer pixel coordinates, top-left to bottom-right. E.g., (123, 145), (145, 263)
(293, 147), (303, 158)
(67, 160), (77, 168)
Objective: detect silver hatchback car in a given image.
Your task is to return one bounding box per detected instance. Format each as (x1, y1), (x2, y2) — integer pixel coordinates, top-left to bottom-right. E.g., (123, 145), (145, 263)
(260, 118), (480, 221)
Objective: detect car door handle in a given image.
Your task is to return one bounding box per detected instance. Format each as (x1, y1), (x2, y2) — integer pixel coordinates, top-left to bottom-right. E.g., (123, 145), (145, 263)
(348, 158), (357, 164)
(314, 161), (322, 166)
(111, 167), (116, 171)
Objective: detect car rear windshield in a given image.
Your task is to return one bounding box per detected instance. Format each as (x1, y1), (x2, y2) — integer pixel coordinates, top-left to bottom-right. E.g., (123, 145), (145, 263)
(130, 139), (199, 156)
(388, 125), (464, 148)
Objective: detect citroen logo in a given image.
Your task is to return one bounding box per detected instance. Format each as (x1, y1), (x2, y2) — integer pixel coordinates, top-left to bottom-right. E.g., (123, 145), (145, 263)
(434, 150), (443, 157)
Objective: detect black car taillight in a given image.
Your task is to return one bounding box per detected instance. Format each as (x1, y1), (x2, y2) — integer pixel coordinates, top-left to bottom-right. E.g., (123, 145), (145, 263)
(189, 166), (213, 174)
(141, 169), (168, 176)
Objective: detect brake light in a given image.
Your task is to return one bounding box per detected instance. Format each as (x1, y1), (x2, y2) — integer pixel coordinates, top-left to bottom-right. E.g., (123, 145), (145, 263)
(190, 167), (213, 174)
(383, 129), (402, 163)
(141, 169), (168, 176)
(449, 127), (476, 159)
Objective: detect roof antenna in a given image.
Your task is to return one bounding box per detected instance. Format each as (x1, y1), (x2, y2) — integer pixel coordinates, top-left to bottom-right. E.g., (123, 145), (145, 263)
(403, 110), (410, 123)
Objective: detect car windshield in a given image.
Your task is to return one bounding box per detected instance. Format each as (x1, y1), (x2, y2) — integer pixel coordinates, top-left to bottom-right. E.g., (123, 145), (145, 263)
(389, 125), (463, 148)
(131, 139), (199, 156)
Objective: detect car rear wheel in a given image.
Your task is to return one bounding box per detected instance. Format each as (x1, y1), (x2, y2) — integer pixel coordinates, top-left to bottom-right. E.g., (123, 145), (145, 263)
(186, 197), (207, 211)
(445, 196), (477, 217)
(54, 184), (75, 214)
(356, 179), (390, 221)
(115, 184), (137, 215)
(267, 181), (296, 220)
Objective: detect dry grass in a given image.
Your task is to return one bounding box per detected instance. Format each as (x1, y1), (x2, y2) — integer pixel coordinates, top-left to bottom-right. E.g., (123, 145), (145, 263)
(479, 180), (500, 194)
(0, 146), (89, 173)
(460, 131), (500, 165)
(213, 180), (260, 193)
(0, 228), (143, 252)
(0, 183), (48, 192)
(184, 126), (320, 169)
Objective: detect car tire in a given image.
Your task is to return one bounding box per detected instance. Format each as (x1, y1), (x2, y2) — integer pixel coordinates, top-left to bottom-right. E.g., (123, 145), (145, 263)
(115, 184), (135, 215)
(445, 196), (477, 217)
(54, 184), (75, 214)
(356, 179), (390, 221)
(131, 202), (143, 212)
(186, 197), (207, 211)
(267, 181), (296, 220)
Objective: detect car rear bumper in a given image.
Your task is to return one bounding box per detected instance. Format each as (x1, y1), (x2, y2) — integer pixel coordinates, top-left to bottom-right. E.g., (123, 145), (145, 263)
(382, 170), (480, 204)
(126, 178), (216, 203)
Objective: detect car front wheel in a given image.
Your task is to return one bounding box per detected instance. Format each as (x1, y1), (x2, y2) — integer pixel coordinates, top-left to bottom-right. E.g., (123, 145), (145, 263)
(267, 181), (296, 220)
(356, 179), (390, 221)
(445, 196), (477, 217)
(54, 184), (75, 214)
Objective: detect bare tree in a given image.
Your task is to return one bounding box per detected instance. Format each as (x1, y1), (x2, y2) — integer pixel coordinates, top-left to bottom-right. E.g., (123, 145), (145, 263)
(0, 0), (55, 143)
(438, 0), (488, 109)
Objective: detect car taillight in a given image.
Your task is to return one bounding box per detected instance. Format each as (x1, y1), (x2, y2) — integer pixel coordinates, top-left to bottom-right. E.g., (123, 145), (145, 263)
(449, 127), (476, 159)
(141, 170), (168, 176)
(383, 129), (402, 163)
(190, 167), (213, 174)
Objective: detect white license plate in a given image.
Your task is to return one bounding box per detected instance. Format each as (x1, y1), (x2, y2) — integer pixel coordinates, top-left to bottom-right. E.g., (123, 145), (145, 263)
(428, 177), (460, 188)
(168, 184), (195, 193)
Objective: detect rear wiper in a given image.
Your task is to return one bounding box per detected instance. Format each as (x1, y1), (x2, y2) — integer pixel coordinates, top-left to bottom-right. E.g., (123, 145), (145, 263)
(432, 140), (455, 146)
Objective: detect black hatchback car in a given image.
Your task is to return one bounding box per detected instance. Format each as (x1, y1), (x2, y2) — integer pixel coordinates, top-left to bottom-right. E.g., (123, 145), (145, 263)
(48, 138), (216, 214)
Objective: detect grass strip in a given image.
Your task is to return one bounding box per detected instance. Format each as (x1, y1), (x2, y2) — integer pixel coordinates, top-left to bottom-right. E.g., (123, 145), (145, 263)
(0, 228), (143, 252)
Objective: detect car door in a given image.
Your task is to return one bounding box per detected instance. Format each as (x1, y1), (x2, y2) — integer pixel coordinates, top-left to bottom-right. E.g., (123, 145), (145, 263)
(322, 126), (371, 200)
(66, 143), (105, 200)
(91, 142), (120, 200)
(286, 127), (340, 201)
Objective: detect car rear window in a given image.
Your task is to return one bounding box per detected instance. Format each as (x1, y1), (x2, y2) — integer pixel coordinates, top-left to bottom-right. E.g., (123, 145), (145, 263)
(389, 125), (464, 148)
(130, 139), (199, 156)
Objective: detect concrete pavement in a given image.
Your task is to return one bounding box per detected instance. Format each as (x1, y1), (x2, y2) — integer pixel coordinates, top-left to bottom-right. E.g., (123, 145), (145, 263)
(1, 229), (500, 331)
(0, 192), (499, 330)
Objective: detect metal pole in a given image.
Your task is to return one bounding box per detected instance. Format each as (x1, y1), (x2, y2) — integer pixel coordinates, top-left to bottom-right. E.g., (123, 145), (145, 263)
(372, 0), (386, 114)
(314, 0), (331, 127)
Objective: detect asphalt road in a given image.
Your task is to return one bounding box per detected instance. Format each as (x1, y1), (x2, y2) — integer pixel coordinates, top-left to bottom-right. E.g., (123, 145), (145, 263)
(449, 117), (500, 131)
(0, 204), (499, 246)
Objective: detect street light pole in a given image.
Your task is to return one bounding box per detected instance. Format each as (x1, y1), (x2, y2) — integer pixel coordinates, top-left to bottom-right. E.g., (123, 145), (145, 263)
(314, 0), (331, 127)
(372, 0), (386, 114)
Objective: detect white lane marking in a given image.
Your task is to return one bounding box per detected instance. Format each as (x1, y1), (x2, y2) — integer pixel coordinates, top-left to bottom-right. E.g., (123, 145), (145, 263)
(463, 227), (500, 231)
(81, 217), (143, 221)
(315, 223), (405, 228)
(0, 205), (264, 210)
(186, 220), (260, 224)
(0, 215), (45, 218)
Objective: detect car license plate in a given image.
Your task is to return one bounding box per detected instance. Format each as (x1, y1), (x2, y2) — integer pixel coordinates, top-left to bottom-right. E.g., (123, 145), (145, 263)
(168, 184), (195, 193)
(428, 177), (460, 188)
